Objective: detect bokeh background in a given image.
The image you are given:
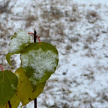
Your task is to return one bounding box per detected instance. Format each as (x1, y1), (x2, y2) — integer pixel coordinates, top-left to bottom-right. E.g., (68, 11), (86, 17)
(0, 0), (108, 108)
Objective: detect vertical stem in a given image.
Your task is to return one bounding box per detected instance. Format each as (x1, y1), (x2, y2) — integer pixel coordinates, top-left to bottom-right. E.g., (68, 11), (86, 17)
(34, 30), (36, 43)
(34, 98), (37, 108)
(34, 30), (37, 108)
(8, 101), (12, 108)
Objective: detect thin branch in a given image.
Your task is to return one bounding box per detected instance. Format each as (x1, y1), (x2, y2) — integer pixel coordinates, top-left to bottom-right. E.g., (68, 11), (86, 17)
(34, 98), (37, 108)
(34, 30), (37, 43)
(8, 101), (12, 108)
(34, 30), (37, 108)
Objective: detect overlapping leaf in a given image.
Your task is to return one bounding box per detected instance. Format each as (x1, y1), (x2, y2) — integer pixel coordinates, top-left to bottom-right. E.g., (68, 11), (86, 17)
(15, 67), (45, 105)
(20, 42), (59, 87)
(6, 29), (31, 65)
(0, 70), (18, 105)
(0, 94), (20, 108)
(5, 29), (59, 107)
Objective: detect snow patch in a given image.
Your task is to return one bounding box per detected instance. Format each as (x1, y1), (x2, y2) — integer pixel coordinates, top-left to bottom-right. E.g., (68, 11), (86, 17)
(21, 48), (58, 84)
(8, 29), (30, 54)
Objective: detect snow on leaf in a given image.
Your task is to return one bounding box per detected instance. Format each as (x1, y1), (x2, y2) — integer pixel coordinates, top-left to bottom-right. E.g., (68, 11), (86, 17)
(8, 29), (30, 54)
(20, 42), (59, 86)
(6, 29), (30, 65)
(0, 70), (18, 105)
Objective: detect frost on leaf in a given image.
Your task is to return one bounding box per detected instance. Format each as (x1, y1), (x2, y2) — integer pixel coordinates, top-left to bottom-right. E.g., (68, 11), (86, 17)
(21, 42), (59, 86)
(6, 29), (30, 65)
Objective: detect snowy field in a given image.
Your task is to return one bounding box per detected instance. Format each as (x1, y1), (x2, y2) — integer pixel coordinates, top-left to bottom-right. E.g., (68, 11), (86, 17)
(0, 0), (108, 108)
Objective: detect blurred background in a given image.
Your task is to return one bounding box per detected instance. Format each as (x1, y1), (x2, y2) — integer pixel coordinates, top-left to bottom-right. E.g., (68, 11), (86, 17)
(0, 0), (108, 108)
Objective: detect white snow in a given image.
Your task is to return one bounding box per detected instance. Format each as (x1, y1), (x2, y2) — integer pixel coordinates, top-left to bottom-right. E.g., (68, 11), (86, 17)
(8, 29), (30, 54)
(21, 47), (58, 85)
(1, 0), (108, 107)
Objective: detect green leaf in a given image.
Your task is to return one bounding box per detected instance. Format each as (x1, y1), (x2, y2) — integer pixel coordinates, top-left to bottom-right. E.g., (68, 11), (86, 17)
(0, 70), (18, 105)
(15, 67), (45, 105)
(6, 29), (31, 65)
(0, 94), (20, 108)
(6, 53), (12, 66)
(20, 42), (59, 86)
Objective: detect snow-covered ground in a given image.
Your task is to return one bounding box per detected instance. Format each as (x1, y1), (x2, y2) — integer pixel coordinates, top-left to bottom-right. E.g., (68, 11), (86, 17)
(0, 0), (108, 108)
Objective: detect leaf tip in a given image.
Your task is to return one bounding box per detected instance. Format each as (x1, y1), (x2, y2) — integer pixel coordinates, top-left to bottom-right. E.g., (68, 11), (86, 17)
(6, 54), (12, 66)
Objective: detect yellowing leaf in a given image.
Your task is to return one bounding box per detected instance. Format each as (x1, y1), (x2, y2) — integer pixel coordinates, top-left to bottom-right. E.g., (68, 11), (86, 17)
(15, 67), (45, 106)
(0, 94), (20, 108)
(8, 94), (20, 108)
(0, 70), (18, 105)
